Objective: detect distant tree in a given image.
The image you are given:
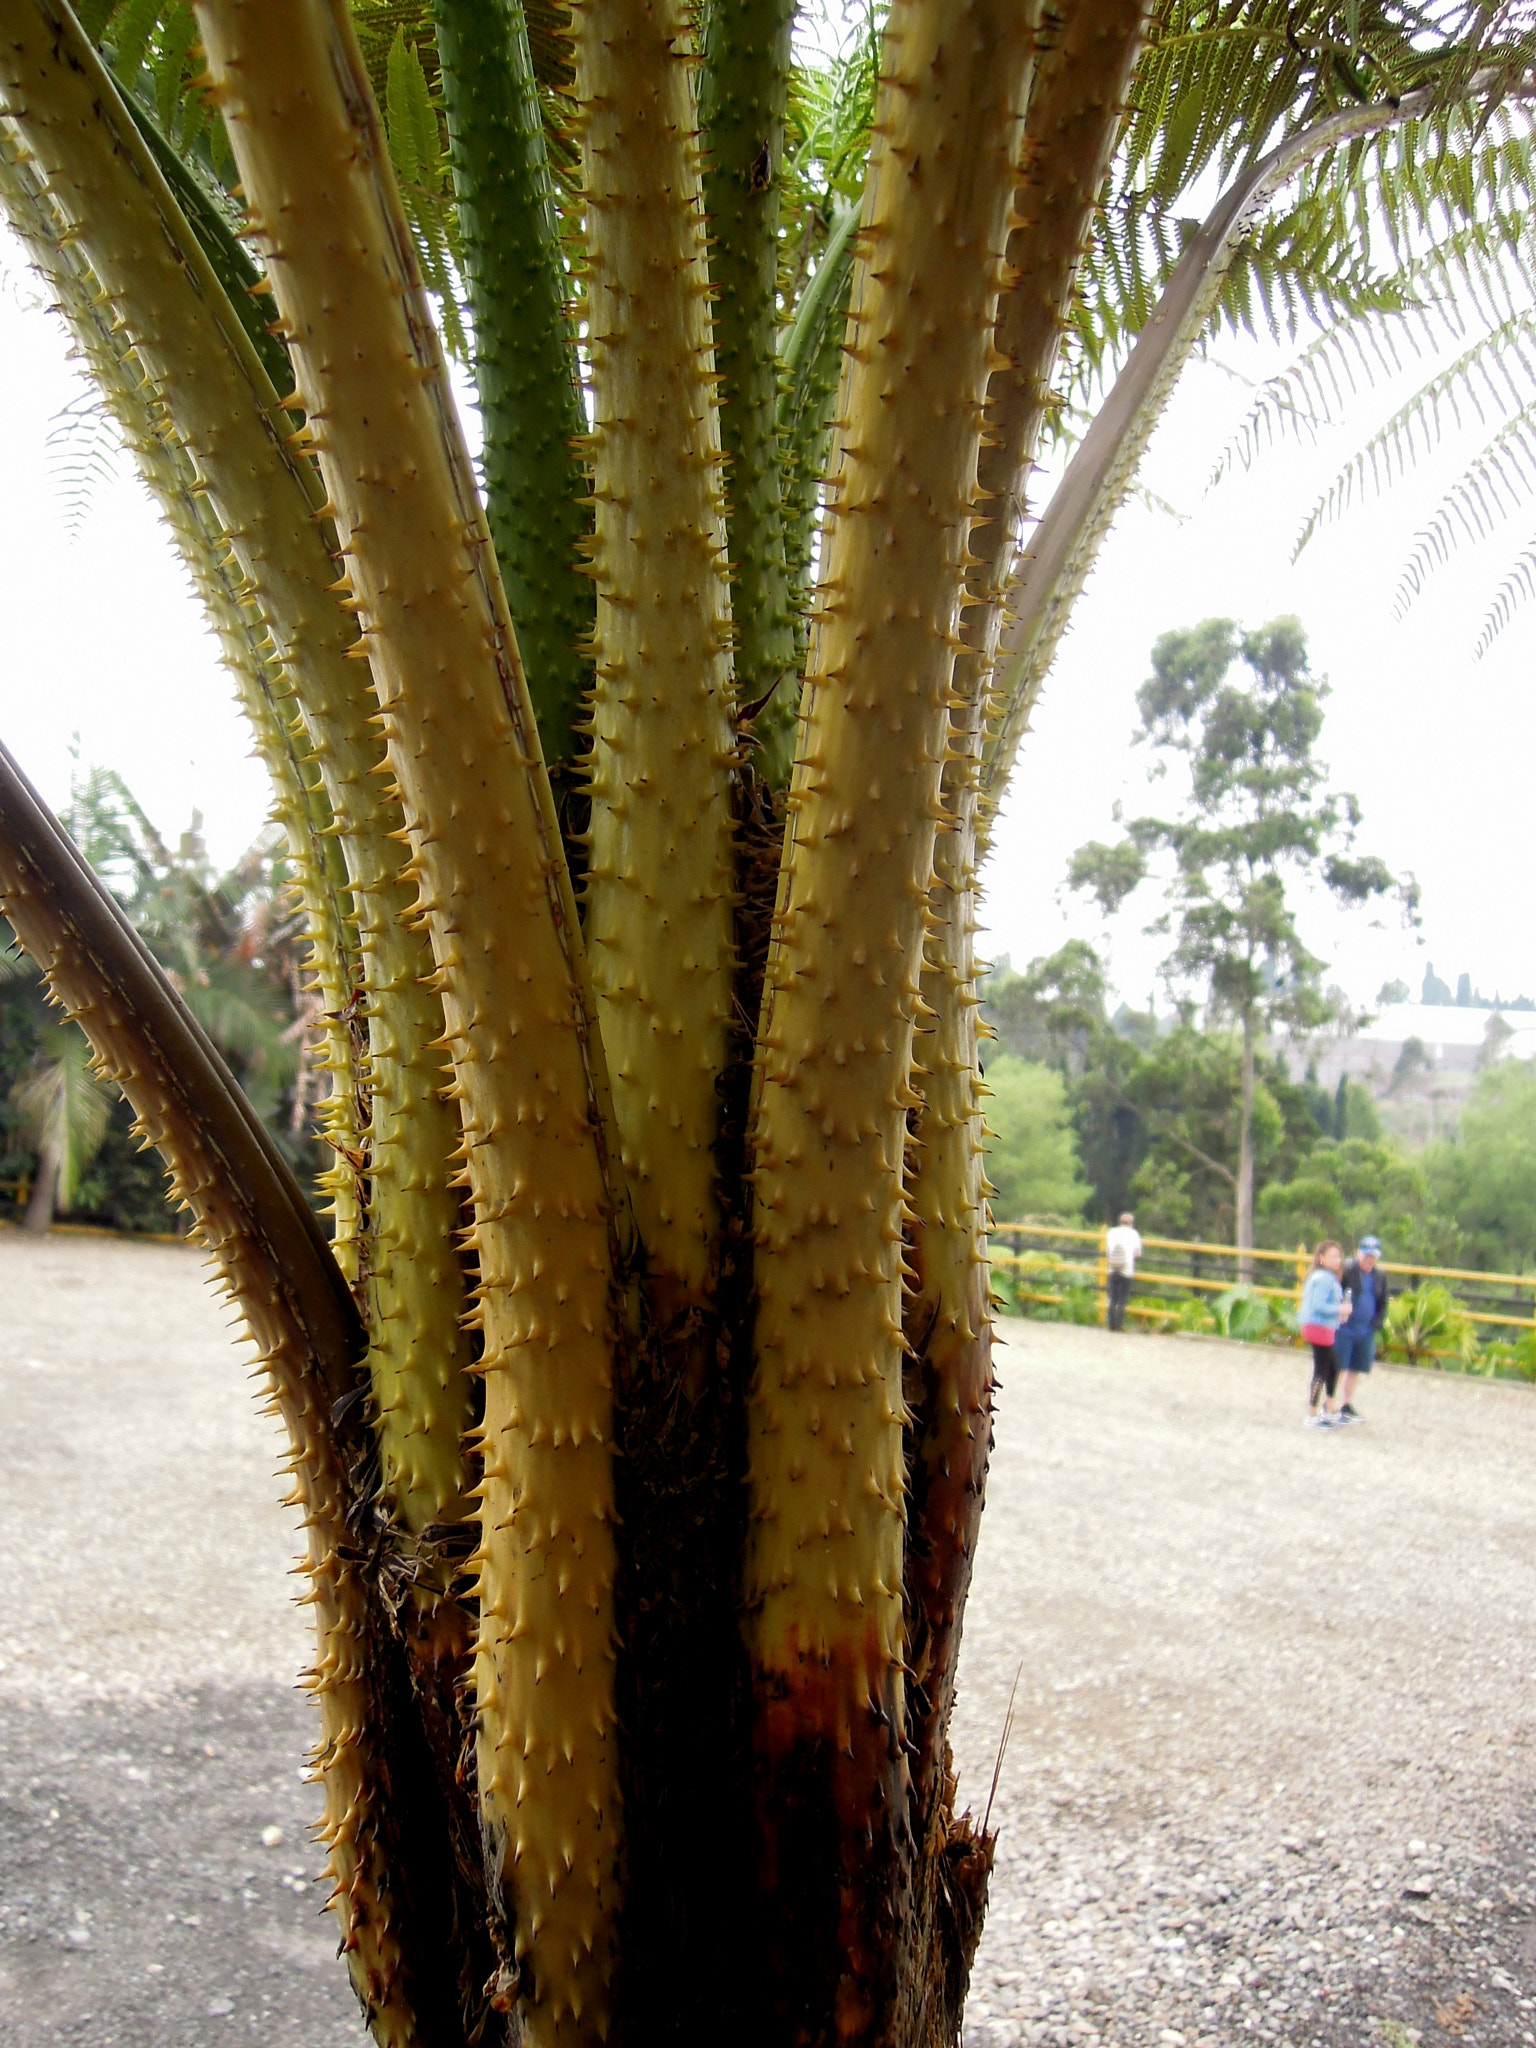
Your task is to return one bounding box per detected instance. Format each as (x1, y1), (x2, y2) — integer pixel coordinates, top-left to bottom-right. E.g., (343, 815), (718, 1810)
(1428, 1061), (1536, 1271)
(1377, 979), (1410, 1006)
(984, 940), (1108, 1072)
(982, 1058), (1090, 1223)
(1, 765), (315, 1227)
(1390, 1035), (1432, 1091)
(1479, 1014), (1516, 1068)
(14, 1020), (111, 1231)
(1069, 616), (1416, 1264)
(1258, 1136), (1440, 1262)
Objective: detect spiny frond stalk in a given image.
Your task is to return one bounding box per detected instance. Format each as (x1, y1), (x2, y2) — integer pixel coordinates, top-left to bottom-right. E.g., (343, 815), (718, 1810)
(192, 4), (623, 2037)
(574, 0), (738, 1311)
(0, 0), (477, 1579)
(0, 2), (368, 1266)
(745, 0), (1033, 2029)
(778, 193), (859, 664)
(0, 742), (469, 2042)
(434, 0), (595, 778)
(699, 0), (798, 782)
(904, 0), (1150, 1915)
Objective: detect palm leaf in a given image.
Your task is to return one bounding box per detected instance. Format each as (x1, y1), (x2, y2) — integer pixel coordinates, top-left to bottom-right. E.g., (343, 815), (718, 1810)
(13, 1025), (113, 1211)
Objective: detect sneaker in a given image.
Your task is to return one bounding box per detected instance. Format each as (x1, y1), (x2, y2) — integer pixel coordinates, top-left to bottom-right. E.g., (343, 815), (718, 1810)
(1339, 1404), (1362, 1423)
(1304, 1411), (1330, 1428)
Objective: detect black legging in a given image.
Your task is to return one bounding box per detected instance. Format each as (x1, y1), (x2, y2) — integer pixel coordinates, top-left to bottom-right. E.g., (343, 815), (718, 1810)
(1107, 1271), (1132, 1330)
(1309, 1342), (1338, 1401)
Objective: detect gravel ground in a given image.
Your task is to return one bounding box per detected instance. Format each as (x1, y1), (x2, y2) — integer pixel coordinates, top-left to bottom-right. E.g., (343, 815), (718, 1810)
(3, 1232), (1534, 2047)
(953, 1319), (1536, 2048)
(0, 1230), (361, 2045)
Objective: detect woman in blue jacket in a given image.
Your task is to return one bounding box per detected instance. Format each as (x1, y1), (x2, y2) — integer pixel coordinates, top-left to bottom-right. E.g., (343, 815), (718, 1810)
(1299, 1239), (1348, 1427)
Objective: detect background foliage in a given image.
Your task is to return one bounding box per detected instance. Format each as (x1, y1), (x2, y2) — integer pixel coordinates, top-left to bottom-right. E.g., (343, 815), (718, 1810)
(0, 764), (319, 1228)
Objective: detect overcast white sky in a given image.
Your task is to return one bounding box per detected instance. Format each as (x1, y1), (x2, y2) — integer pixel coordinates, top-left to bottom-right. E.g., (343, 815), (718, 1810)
(984, 325), (1533, 1015)
(0, 227), (1527, 1013)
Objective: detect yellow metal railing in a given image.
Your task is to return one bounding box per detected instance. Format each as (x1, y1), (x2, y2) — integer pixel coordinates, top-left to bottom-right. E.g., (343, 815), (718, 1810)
(990, 1220), (1536, 1341)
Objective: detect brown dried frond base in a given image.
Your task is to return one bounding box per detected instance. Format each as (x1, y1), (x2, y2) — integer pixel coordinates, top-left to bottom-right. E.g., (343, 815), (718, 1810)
(896, 1791), (995, 2048)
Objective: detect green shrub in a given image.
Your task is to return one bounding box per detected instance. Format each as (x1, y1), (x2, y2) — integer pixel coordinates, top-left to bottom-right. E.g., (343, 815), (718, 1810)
(1129, 1293), (1181, 1327)
(1383, 1283), (1477, 1367)
(1171, 1287), (1275, 1341)
(1060, 1280), (1101, 1326)
(1212, 1286), (1274, 1342)
(984, 1058), (1090, 1221)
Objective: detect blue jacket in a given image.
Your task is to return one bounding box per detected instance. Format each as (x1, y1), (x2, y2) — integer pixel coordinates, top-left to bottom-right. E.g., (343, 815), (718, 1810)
(1341, 1258), (1389, 1331)
(1299, 1267), (1345, 1330)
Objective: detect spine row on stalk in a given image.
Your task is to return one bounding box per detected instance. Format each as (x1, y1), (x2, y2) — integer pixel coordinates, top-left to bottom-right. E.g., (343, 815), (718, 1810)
(698, 0), (798, 781)
(574, 0), (737, 1307)
(434, 0), (594, 777)
(0, 5), (366, 1269)
(904, 0), (1150, 1819)
(745, 0), (1032, 2029)
(0, 747), (430, 2041)
(193, 5), (623, 2038)
(0, 0), (476, 1552)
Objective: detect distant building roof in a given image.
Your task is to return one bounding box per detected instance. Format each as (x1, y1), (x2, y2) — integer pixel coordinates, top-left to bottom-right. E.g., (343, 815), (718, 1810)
(1364, 1002), (1521, 1051)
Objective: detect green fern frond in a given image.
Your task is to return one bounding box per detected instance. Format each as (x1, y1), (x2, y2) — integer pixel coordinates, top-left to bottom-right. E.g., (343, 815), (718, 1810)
(383, 27), (466, 357)
(1475, 530), (1536, 651)
(106, 0), (166, 79)
(152, 4), (196, 134)
(1293, 308), (1536, 553)
(1398, 403), (1536, 603)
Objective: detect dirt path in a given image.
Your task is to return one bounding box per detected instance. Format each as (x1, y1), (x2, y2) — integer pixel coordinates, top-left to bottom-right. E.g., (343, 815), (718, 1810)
(2, 1233), (1534, 2046)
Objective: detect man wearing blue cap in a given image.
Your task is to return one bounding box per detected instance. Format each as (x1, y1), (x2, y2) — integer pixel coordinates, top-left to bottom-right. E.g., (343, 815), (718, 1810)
(1337, 1237), (1389, 1422)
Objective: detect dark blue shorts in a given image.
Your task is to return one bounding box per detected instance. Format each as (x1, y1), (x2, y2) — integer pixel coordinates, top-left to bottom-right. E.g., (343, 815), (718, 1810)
(1335, 1326), (1376, 1375)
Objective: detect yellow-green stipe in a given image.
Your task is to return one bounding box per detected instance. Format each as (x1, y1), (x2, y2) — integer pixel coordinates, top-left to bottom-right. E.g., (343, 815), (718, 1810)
(575, 0), (738, 1308)
(745, 0), (1032, 2022)
(0, 12), (368, 1271)
(0, 746), (421, 2042)
(904, 0), (1149, 1810)
(962, 0), (1149, 761)
(0, 0), (475, 1541)
(194, 3), (623, 2036)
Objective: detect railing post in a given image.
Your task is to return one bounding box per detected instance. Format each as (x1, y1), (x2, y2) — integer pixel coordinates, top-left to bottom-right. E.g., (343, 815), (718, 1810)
(1294, 1242), (1307, 1347)
(1098, 1224), (1109, 1328)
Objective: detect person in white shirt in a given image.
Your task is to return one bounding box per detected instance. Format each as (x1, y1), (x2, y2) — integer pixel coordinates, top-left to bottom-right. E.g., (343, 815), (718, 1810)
(1104, 1211), (1143, 1331)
